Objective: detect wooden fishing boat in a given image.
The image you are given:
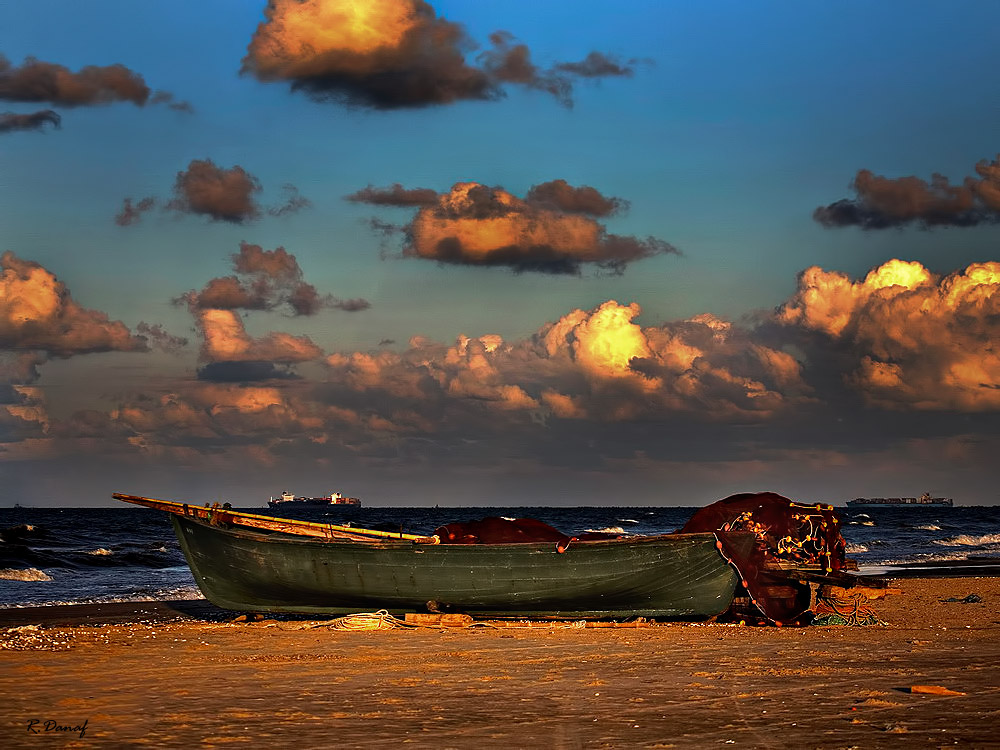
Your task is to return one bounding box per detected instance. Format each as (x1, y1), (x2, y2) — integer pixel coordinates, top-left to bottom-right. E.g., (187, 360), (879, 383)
(113, 493), (754, 619)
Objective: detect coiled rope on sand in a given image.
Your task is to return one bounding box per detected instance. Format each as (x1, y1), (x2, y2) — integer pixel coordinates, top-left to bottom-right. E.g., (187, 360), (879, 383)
(317, 609), (412, 630)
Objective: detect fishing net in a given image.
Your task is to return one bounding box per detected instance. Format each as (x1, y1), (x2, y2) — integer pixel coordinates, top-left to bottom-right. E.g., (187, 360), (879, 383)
(680, 492), (849, 625)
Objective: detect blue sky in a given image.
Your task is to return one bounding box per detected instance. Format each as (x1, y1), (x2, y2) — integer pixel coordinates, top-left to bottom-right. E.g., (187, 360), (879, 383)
(2, 1), (999, 506)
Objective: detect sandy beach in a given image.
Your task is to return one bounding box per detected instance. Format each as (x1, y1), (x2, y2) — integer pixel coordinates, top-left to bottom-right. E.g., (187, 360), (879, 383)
(2, 577), (999, 749)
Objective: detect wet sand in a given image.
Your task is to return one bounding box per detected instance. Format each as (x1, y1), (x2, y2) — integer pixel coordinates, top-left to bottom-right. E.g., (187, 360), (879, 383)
(2, 577), (999, 749)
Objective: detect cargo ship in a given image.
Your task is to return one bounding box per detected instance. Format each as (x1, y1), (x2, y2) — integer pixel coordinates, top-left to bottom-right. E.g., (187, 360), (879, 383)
(268, 491), (362, 508)
(847, 492), (952, 508)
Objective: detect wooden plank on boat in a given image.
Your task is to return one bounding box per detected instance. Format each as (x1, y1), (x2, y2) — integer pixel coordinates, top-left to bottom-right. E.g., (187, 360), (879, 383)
(112, 493), (439, 544)
(403, 613), (475, 627)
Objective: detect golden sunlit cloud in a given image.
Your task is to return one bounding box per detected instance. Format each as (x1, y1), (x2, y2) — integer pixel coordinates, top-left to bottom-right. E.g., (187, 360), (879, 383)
(780, 259), (1000, 410)
(242, 0), (637, 109)
(194, 308), (323, 365)
(356, 180), (676, 274)
(0, 251), (147, 357)
(324, 299), (805, 425)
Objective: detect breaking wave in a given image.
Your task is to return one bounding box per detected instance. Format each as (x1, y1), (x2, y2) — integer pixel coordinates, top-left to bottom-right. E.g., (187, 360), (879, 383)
(585, 526), (626, 534)
(933, 533), (1000, 548)
(0, 567), (52, 582)
(0, 584), (204, 609)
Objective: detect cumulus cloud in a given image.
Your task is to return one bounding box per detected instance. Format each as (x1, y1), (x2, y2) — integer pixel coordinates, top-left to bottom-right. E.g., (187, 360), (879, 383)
(0, 251), (147, 357)
(166, 159), (264, 223)
(110, 384), (333, 450)
(176, 243), (369, 380)
(814, 156), (1000, 229)
(119, 160), (309, 225)
(779, 259), (1000, 410)
(47, 260), (999, 480)
(354, 180), (676, 274)
(525, 179), (627, 217)
(325, 299), (807, 426)
(241, 0), (637, 109)
(183, 241), (362, 317)
(0, 54), (190, 111)
(0, 109), (60, 133)
(192, 307), (323, 365)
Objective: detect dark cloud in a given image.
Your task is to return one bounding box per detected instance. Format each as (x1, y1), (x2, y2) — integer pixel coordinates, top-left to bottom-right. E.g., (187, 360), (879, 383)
(0, 54), (187, 110)
(525, 179), (627, 217)
(149, 90), (194, 113)
(0, 352), (46, 386)
(120, 161), (308, 226)
(231, 242), (300, 280)
(268, 184), (312, 217)
(479, 31), (572, 106)
(356, 180), (677, 275)
(115, 196), (156, 226)
(0, 109), (60, 133)
(241, 0), (639, 110)
(554, 51), (638, 78)
(197, 360), (301, 382)
(814, 157), (1000, 229)
(331, 297), (372, 312)
(185, 242), (311, 314)
(0, 54), (150, 106)
(166, 159), (263, 223)
(346, 183), (439, 207)
(136, 322), (188, 354)
(182, 242), (370, 319)
(187, 275), (267, 311)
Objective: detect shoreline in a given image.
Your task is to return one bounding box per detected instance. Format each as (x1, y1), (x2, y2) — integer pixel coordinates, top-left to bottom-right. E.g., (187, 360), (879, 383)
(3, 576), (1000, 747)
(0, 599), (227, 628)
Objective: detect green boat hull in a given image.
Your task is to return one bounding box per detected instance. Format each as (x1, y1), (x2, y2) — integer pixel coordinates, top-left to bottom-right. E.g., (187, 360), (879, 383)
(171, 515), (747, 619)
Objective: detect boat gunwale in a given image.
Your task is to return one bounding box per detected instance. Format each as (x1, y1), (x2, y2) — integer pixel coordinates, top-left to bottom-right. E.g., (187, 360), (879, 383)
(176, 513), (732, 551)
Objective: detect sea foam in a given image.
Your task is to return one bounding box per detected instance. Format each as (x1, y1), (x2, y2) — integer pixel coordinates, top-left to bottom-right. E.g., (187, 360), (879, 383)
(933, 533), (1000, 548)
(0, 567), (52, 582)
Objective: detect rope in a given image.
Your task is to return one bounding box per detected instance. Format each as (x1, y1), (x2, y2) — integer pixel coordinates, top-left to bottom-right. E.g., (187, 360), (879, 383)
(284, 609), (416, 631)
(277, 614), (610, 631)
(812, 593), (885, 627)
